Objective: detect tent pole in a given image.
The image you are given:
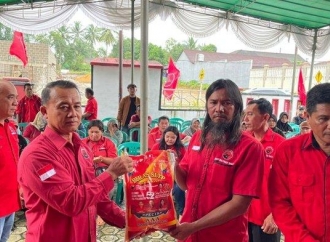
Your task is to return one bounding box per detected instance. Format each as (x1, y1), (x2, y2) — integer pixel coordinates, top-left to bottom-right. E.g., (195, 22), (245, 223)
(308, 29), (317, 90)
(119, 30), (123, 104)
(140, 0), (149, 156)
(131, 0), (135, 84)
(290, 45), (298, 120)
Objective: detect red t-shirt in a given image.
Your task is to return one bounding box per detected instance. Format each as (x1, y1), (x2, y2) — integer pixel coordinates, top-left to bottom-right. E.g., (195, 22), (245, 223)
(17, 95), (42, 123)
(82, 136), (117, 168)
(0, 120), (20, 217)
(269, 132), (330, 242)
(18, 127), (125, 242)
(179, 130), (264, 242)
(84, 97), (98, 120)
(246, 129), (285, 226)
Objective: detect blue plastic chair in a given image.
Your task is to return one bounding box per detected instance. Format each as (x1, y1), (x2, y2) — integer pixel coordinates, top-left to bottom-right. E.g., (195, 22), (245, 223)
(169, 120), (182, 131)
(102, 117), (117, 127)
(150, 118), (159, 128)
(121, 131), (129, 143)
(18, 122), (28, 135)
(76, 130), (87, 138)
(181, 120), (191, 132)
(117, 142), (141, 155)
(129, 128), (140, 142)
(289, 122), (300, 133)
(170, 117), (184, 124)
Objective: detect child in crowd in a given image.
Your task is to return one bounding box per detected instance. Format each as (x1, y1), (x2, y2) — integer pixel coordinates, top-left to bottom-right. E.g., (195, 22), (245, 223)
(151, 126), (186, 219)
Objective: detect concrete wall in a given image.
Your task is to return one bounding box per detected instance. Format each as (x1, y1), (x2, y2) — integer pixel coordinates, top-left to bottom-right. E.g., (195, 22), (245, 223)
(92, 65), (163, 120)
(176, 52), (252, 88)
(0, 40), (57, 93)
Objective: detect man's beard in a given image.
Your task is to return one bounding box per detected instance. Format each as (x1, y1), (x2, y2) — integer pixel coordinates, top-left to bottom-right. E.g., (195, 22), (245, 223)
(206, 121), (232, 147)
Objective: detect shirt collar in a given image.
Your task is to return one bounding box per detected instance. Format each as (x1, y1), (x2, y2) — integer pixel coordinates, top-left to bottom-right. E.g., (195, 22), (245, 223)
(301, 131), (319, 150)
(43, 126), (81, 150)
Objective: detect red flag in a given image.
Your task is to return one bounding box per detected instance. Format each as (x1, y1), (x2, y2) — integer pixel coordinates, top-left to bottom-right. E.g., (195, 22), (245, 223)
(298, 68), (306, 106)
(9, 31), (28, 67)
(163, 58), (180, 100)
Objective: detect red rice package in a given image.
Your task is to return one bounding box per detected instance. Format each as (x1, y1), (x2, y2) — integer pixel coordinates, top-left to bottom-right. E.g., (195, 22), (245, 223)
(124, 150), (177, 241)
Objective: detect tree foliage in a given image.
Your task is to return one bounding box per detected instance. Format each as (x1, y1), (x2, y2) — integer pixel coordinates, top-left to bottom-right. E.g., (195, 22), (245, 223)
(0, 22), (217, 71)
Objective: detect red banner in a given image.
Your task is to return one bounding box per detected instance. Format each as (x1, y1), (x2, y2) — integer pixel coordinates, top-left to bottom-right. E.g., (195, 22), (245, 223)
(9, 31), (28, 67)
(298, 68), (306, 106)
(162, 58), (180, 100)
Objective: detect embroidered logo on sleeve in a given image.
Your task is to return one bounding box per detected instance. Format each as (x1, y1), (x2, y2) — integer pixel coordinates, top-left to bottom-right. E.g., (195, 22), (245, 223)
(37, 164), (56, 181)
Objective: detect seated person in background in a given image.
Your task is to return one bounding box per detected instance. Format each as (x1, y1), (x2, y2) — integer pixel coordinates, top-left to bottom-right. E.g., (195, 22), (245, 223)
(23, 111), (47, 142)
(128, 105), (152, 141)
(276, 112), (293, 134)
(104, 120), (123, 144)
(299, 121), (311, 135)
(183, 118), (201, 137)
(148, 116), (189, 150)
(292, 105), (306, 125)
(82, 119), (118, 226)
(268, 114), (285, 138)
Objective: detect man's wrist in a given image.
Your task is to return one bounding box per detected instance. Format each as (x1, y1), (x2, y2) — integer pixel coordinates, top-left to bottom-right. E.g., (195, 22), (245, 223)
(106, 170), (118, 180)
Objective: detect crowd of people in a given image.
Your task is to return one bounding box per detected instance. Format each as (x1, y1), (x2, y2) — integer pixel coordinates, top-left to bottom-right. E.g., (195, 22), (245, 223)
(0, 78), (328, 242)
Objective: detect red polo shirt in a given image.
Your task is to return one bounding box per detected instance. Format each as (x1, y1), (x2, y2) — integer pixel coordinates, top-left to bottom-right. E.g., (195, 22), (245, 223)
(179, 130), (264, 242)
(17, 94), (41, 123)
(18, 127), (125, 242)
(247, 129), (285, 226)
(269, 132), (330, 242)
(0, 120), (20, 217)
(151, 143), (186, 161)
(85, 97), (98, 120)
(82, 136), (117, 168)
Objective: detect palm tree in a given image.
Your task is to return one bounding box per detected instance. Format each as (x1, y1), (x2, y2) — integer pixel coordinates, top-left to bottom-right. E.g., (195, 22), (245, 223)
(84, 24), (101, 49)
(184, 37), (198, 50)
(99, 29), (117, 57)
(70, 21), (84, 42)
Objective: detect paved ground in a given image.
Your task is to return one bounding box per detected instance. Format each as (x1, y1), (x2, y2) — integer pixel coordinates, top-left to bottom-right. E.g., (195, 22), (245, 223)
(9, 211), (285, 241)
(8, 210), (176, 242)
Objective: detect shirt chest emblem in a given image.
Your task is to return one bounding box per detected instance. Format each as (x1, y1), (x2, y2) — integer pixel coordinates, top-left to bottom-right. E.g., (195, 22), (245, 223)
(265, 146), (274, 158)
(214, 149), (234, 166)
(81, 147), (90, 159)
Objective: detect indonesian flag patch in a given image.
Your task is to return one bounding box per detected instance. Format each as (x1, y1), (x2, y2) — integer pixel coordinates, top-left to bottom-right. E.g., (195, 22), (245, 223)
(37, 164), (56, 181)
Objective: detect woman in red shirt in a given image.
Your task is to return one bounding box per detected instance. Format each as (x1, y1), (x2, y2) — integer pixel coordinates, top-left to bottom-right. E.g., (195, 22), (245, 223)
(82, 120), (117, 225)
(151, 126), (186, 219)
(23, 111), (46, 142)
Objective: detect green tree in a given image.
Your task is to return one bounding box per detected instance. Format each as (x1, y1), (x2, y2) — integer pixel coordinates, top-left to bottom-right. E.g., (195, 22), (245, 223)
(99, 29), (116, 56)
(165, 38), (184, 61)
(0, 23), (12, 40)
(200, 43), (217, 52)
(183, 37), (198, 50)
(84, 24), (101, 48)
(70, 21), (84, 42)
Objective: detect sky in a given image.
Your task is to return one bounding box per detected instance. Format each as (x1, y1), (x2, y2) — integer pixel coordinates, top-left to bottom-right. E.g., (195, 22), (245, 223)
(70, 10), (330, 62)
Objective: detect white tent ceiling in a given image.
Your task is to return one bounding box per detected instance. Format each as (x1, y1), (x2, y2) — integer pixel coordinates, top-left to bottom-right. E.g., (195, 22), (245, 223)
(1, 0), (330, 58)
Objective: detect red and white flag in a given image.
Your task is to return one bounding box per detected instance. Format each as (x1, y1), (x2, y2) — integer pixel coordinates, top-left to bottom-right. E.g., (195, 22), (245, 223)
(9, 31), (28, 67)
(298, 68), (306, 106)
(163, 57), (180, 100)
(37, 164), (56, 181)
